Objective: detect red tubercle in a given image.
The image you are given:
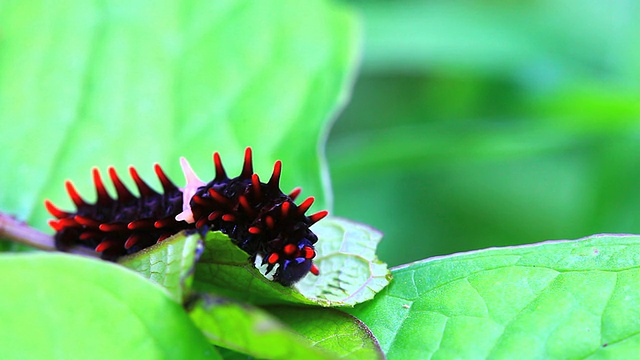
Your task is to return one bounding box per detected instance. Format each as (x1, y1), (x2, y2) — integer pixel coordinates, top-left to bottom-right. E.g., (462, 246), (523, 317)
(309, 210), (328, 224)
(64, 181), (87, 207)
(240, 147), (253, 179)
(267, 252), (279, 264)
(192, 195), (209, 206)
(207, 211), (222, 221)
(213, 152), (228, 180)
(99, 223), (127, 232)
(195, 217), (208, 229)
(129, 166), (154, 197)
(124, 234), (140, 249)
(108, 167), (134, 202)
(251, 173), (262, 199)
(222, 214), (236, 222)
(208, 188), (230, 205)
(44, 200), (69, 219)
(238, 195), (254, 215)
(153, 218), (174, 229)
(283, 244), (297, 255)
(302, 246), (315, 259)
(79, 231), (98, 240)
(297, 197), (314, 214)
(57, 218), (77, 227)
(95, 240), (116, 253)
(48, 219), (63, 231)
(127, 219), (153, 230)
(310, 264), (320, 276)
(265, 216), (275, 229)
(92, 168), (112, 206)
(154, 164), (177, 192)
(248, 226), (261, 234)
(74, 215), (99, 227)
(281, 201), (290, 217)
(157, 233), (172, 242)
(268, 160), (282, 189)
(288, 187), (301, 201)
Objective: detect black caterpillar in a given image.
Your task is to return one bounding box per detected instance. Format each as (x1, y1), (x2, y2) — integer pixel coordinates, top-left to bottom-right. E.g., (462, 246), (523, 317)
(45, 148), (326, 286)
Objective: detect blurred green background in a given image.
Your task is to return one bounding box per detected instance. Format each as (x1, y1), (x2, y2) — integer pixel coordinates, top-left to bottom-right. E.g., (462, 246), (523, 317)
(327, 0), (640, 267)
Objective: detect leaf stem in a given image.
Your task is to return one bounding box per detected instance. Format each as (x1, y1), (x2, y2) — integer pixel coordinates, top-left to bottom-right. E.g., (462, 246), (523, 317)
(0, 212), (97, 257)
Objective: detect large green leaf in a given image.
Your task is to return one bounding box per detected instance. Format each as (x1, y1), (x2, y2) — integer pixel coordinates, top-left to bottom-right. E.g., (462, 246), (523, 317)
(0, 253), (219, 359)
(348, 235), (640, 359)
(0, 0), (359, 229)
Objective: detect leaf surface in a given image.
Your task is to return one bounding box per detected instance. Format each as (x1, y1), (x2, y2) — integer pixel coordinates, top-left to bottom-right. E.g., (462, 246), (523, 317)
(0, 0), (360, 229)
(348, 235), (640, 359)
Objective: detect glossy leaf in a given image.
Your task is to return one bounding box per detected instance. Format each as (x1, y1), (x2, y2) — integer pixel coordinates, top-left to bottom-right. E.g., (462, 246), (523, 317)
(348, 235), (640, 359)
(0, 0), (360, 230)
(0, 253), (219, 359)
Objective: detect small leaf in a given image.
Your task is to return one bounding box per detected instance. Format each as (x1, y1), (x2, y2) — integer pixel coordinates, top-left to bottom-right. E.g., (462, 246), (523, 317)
(296, 217), (392, 306)
(348, 235), (640, 359)
(119, 231), (201, 303)
(0, 253), (219, 359)
(188, 294), (332, 359)
(193, 218), (390, 307)
(193, 231), (316, 305)
(268, 306), (385, 359)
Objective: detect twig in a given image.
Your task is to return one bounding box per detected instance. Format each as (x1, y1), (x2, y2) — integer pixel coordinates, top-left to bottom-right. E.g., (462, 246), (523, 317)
(0, 212), (98, 257)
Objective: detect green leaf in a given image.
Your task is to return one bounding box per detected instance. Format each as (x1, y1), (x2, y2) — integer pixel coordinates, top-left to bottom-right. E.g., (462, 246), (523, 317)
(193, 218), (390, 307)
(268, 306), (384, 359)
(0, 253), (219, 359)
(119, 231), (201, 303)
(0, 0), (360, 229)
(348, 235), (640, 359)
(188, 294), (331, 359)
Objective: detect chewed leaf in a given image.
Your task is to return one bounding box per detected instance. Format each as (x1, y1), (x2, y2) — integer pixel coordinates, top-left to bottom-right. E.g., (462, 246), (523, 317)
(348, 234), (640, 359)
(295, 217), (392, 306)
(192, 218), (390, 307)
(119, 231), (201, 303)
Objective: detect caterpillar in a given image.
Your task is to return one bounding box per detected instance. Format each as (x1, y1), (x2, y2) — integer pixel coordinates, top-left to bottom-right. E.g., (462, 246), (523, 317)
(45, 148), (327, 286)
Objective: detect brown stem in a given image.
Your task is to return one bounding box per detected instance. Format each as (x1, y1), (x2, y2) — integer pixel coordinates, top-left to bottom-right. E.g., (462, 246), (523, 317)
(0, 212), (98, 257)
